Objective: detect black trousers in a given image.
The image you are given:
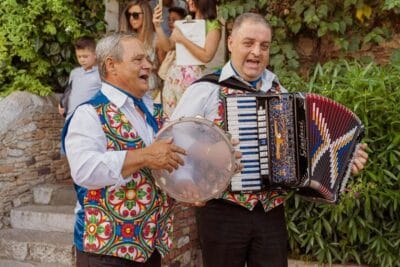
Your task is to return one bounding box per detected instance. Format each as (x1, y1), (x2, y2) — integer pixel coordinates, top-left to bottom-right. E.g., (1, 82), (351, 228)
(76, 249), (161, 267)
(197, 200), (288, 267)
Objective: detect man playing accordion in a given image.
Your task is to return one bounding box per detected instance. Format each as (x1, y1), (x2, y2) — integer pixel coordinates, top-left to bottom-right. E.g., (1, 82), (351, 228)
(171, 12), (368, 267)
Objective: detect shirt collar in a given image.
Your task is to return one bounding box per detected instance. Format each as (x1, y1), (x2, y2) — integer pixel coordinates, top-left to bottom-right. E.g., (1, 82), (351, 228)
(218, 61), (280, 93)
(83, 65), (99, 74)
(100, 82), (153, 113)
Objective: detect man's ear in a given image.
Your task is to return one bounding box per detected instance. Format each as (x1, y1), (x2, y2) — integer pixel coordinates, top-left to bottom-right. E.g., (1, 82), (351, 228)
(105, 57), (117, 75)
(227, 35), (233, 53)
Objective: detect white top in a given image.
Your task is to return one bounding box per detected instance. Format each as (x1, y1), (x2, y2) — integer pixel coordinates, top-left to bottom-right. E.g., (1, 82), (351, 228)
(65, 82), (155, 190)
(171, 61), (287, 121)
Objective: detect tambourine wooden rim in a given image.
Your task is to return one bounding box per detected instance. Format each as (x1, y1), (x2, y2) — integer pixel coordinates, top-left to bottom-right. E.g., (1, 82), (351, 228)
(157, 116), (235, 150)
(153, 116), (237, 203)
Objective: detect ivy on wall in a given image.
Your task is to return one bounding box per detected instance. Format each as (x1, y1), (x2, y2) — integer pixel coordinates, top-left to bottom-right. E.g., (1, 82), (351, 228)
(219, 0), (400, 71)
(0, 0), (106, 96)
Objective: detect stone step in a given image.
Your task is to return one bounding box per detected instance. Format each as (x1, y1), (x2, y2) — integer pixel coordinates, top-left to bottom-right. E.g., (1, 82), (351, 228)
(0, 259), (72, 267)
(10, 205), (75, 233)
(33, 182), (76, 205)
(0, 229), (74, 266)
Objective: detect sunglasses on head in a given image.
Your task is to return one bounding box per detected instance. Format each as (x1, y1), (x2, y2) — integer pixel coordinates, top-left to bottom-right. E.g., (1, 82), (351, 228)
(126, 11), (143, 20)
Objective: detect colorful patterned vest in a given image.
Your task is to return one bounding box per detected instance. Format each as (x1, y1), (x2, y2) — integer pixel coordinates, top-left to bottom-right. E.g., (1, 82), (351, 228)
(214, 84), (286, 212)
(73, 92), (174, 262)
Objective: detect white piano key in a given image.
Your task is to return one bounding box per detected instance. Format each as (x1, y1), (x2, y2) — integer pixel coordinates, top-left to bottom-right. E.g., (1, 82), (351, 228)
(232, 172), (260, 179)
(257, 109), (266, 115)
(238, 140), (259, 147)
(231, 184), (262, 191)
(240, 148), (259, 153)
(258, 133), (267, 139)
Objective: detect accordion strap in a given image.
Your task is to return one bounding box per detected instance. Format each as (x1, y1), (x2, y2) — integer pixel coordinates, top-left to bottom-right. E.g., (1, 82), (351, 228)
(193, 73), (257, 93)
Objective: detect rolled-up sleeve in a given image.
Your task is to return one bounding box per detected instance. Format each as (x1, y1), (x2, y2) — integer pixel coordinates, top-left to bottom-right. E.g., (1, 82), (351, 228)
(65, 104), (128, 189)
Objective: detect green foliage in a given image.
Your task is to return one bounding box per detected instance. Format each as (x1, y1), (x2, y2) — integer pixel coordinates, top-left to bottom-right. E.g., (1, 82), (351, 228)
(278, 59), (400, 266)
(0, 0), (106, 96)
(219, 0), (400, 72)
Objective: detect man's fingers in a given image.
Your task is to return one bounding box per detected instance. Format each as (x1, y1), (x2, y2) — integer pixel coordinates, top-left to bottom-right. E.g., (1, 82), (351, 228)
(359, 143), (368, 150)
(234, 162), (243, 173)
(234, 150), (242, 159)
(193, 201), (206, 207)
(165, 164), (174, 173)
(354, 158), (365, 171)
(356, 149), (368, 161)
(231, 137), (240, 146)
(168, 157), (180, 170)
(170, 144), (186, 155)
(170, 153), (185, 166)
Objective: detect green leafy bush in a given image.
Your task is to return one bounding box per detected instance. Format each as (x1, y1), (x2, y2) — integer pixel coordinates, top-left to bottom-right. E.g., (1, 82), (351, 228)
(281, 56), (400, 266)
(0, 0), (105, 96)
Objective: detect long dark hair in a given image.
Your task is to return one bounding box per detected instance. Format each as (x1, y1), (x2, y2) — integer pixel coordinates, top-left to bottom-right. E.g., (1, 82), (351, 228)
(193, 0), (217, 20)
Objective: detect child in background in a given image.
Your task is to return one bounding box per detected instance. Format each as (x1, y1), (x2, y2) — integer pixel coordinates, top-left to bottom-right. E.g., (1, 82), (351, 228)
(157, 7), (187, 81)
(168, 6), (187, 31)
(58, 36), (101, 119)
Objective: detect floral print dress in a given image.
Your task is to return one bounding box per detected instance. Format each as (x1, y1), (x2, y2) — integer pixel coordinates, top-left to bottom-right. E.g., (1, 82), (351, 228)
(162, 20), (221, 117)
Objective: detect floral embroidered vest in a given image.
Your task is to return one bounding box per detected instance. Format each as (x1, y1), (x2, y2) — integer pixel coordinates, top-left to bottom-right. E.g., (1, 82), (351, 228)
(73, 92), (173, 262)
(214, 86), (286, 212)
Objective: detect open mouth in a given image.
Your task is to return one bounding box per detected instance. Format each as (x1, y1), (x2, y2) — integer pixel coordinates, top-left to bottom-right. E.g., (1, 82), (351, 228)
(245, 59), (260, 68)
(139, 74), (149, 83)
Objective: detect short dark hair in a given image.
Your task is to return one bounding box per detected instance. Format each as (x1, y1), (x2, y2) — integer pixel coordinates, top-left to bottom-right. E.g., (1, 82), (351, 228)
(74, 36), (96, 52)
(168, 6), (187, 19)
(231, 13), (272, 37)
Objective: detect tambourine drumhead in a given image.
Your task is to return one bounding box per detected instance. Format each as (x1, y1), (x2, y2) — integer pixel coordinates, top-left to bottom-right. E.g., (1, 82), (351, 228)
(152, 117), (235, 203)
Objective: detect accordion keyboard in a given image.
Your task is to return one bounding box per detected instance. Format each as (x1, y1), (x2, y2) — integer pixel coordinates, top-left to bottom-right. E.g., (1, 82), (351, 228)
(226, 96), (269, 192)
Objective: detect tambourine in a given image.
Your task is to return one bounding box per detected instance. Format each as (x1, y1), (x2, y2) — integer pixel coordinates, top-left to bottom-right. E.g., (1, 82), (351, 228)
(152, 117), (236, 203)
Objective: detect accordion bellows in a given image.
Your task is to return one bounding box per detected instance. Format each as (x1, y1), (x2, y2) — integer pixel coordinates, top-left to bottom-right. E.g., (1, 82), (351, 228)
(225, 93), (364, 204)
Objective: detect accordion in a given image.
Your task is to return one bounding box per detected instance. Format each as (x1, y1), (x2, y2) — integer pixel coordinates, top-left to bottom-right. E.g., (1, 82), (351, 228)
(224, 92), (364, 204)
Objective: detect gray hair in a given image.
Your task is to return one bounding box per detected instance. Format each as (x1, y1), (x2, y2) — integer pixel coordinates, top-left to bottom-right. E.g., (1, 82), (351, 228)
(231, 13), (272, 37)
(96, 32), (138, 79)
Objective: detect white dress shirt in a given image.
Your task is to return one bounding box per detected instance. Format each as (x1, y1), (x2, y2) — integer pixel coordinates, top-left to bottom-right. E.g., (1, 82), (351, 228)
(171, 61), (287, 121)
(65, 82), (155, 190)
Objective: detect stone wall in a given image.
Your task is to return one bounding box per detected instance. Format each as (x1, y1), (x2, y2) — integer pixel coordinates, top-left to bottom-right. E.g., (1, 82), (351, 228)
(0, 91), (70, 229)
(0, 91), (202, 266)
(163, 205), (202, 267)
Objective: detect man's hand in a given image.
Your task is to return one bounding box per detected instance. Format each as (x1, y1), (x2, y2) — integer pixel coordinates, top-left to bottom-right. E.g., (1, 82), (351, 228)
(143, 137), (186, 173)
(351, 143), (368, 175)
(231, 138), (243, 173)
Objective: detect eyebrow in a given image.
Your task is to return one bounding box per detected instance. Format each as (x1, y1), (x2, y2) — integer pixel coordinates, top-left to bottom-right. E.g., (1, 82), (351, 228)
(242, 37), (270, 43)
(130, 53), (146, 59)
